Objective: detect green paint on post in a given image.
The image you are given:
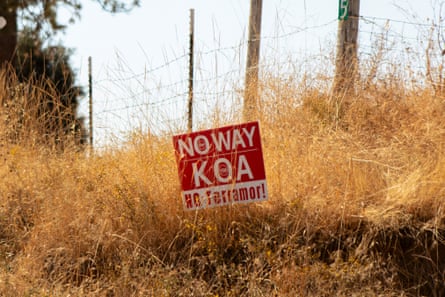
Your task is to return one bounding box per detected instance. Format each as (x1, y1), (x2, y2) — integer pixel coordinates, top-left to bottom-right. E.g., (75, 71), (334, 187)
(338, 0), (349, 20)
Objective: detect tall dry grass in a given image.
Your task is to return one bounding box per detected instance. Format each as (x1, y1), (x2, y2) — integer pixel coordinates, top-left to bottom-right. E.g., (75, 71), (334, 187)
(0, 52), (445, 296)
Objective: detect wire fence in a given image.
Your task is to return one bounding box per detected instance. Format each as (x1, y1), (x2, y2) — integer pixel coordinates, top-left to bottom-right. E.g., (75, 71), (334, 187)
(80, 13), (443, 149)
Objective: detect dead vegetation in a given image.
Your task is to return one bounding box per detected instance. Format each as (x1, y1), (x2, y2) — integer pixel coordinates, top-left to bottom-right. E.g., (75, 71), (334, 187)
(0, 56), (445, 296)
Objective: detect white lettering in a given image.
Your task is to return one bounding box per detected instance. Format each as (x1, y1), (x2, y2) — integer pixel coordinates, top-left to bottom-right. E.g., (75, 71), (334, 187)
(178, 124), (257, 157)
(237, 155), (254, 180)
(177, 138), (194, 157)
(214, 158), (232, 183)
(211, 131), (231, 151)
(194, 135), (210, 155)
(232, 129), (246, 149)
(243, 126), (256, 147)
(192, 161), (212, 187)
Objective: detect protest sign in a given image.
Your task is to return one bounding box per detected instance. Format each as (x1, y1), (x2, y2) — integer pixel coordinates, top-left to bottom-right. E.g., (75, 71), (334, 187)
(173, 121), (268, 210)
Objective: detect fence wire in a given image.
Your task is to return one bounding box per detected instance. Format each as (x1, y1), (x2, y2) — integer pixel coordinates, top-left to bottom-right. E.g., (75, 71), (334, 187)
(79, 13), (443, 149)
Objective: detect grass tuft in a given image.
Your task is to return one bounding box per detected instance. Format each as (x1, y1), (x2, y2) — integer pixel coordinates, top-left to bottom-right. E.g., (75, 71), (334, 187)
(1, 50), (445, 296)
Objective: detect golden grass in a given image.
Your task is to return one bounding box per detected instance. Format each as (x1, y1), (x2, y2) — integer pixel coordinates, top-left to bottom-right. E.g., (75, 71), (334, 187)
(0, 65), (445, 296)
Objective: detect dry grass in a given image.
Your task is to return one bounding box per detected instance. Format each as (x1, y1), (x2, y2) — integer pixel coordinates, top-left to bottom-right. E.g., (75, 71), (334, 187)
(0, 61), (445, 297)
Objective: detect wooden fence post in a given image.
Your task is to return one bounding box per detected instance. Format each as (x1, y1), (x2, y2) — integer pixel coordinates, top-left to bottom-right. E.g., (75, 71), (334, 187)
(244, 0), (263, 121)
(188, 9), (195, 132)
(88, 56), (93, 150)
(334, 0), (361, 95)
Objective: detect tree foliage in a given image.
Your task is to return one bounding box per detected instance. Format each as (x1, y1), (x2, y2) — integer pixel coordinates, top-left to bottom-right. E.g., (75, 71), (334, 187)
(0, 0), (140, 66)
(0, 0), (139, 148)
(20, 0), (139, 33)
(2, 28), (88, 148)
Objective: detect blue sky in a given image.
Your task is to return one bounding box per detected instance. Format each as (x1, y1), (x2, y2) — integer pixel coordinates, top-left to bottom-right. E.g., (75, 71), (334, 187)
(53, 0), (436, 146)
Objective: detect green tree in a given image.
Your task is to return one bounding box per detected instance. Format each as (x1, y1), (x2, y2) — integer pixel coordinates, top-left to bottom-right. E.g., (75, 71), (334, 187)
(0, 0), (138, 148)
(0, 0), (139, 67)
(4, 28), (88, 148)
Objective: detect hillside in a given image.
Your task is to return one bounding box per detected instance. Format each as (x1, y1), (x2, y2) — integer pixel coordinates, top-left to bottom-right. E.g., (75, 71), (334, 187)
(0, 68), (445, 296)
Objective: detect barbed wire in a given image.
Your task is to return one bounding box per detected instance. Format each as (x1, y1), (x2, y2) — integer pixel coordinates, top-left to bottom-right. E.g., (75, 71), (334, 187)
(360, 15), (435, 27)
(86, 12), (442, 145)
(93, 53), (189, 84)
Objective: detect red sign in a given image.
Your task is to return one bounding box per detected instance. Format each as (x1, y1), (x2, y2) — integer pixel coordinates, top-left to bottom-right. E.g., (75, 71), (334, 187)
(173, 121), (268, 210)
